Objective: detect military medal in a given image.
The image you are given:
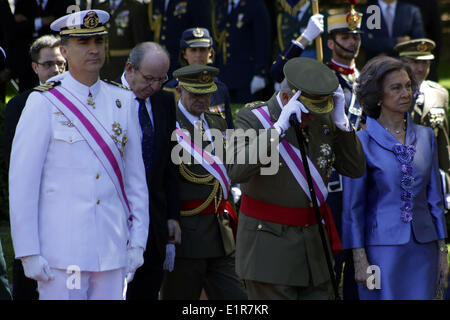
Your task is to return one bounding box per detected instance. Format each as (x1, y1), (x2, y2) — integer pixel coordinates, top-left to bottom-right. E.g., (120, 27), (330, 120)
(323, 124), (330, 135)
(87, 92), (95, 109)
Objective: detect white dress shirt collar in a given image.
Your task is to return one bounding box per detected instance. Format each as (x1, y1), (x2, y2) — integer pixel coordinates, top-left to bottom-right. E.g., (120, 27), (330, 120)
(178, 100), (208, 130)
(64, 71), (101, 98)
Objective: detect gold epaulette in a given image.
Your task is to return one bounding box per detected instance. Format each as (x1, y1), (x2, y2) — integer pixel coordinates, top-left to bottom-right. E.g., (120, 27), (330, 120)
(244, 100), (265, 109)
(103, 79), (131, 90)
(33, 81), (61, 92)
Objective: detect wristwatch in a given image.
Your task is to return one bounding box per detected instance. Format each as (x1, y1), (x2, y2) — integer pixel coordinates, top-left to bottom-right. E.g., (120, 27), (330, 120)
(439, 245), (449, 254)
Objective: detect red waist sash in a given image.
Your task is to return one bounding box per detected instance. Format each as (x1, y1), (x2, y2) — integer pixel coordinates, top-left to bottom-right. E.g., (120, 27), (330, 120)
(240, 194), (342, 253)
(181, 200), (238, 238)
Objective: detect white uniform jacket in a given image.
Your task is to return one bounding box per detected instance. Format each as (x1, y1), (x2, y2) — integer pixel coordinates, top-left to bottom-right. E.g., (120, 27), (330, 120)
(9, 72), (149, 272)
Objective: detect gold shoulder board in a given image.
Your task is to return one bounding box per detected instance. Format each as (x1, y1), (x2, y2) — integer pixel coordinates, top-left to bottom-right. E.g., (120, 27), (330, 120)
(103, 79), (131, 90)
(33, 81), (61, 92)
(244, 100), (265, 109)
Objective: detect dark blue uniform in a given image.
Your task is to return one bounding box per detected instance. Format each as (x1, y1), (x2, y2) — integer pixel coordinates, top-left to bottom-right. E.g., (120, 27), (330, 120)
(164, 77), (234, 129)
(212, 0), (271, 104)
(147, 0), (212, 78)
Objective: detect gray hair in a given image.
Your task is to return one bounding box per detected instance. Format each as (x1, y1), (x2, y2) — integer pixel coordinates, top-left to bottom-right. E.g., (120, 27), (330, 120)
(127, 42), (170, 69)
(29, 35), (61, 62)
(279, 78), (294, 97)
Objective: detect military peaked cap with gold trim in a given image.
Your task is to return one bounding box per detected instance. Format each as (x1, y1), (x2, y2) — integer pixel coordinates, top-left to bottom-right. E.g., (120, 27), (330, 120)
(50, 10), (109, 38)
(180, 27), (213, 48)
(33, 81), (61, 92)
(394, 38), (436, 60)
(173, 65), (218, 94)
(283, 57), (338, 114)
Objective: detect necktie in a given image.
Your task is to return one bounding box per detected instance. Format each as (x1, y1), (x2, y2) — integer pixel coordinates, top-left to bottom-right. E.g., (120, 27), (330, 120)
(137, 98), (154, 174)
(385, 4), (393, 37)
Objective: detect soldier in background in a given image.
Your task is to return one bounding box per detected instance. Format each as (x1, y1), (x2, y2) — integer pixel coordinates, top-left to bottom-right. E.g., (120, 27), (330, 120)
(147, 0), (212, 79)
(212, 0), (271, 104)
(396, 39), (450, 215)
(94, 0), (150, 80)
(164, 27), (234, 129)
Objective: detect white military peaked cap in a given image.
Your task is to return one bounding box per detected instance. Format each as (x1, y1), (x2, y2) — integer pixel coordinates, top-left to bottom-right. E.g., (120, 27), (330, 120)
(50, 10), (110, 37)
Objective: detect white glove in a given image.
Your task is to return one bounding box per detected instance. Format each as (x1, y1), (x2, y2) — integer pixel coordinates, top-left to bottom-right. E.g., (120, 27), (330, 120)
(125, 247), (144, 283)
(274, 90), (309, 135)
(250, 75), (266, 94)
(21, 255), (54, 282)
(302, 14), (324, 42)
(231, 184), (242, 204)
(163, 244), (176, 272)
(332, 85), (350, 131)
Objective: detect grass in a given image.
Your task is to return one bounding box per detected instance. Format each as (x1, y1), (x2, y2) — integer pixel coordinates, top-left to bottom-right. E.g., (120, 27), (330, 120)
(0, 220), (12, 289)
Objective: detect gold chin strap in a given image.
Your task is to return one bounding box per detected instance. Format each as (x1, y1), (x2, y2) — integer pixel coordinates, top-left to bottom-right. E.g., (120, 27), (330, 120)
(179, 163), (223, 216)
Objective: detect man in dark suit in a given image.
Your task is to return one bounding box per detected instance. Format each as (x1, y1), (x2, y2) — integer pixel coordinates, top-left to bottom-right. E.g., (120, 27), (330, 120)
(119, 42), (181, 300)
(3, 34), (66, 300)
(13, 0), (74, 91)
(361, 0), (424, 62)
(147, 0), (212, 80)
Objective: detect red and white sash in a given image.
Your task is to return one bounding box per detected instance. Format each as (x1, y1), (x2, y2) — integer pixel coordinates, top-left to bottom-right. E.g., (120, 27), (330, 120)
(41, 86), (131, 214)
(175, 121), (229, 199)
(252, 106), (328, 205)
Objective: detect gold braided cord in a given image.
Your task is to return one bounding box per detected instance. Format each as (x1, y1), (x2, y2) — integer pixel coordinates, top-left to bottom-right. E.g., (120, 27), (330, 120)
(148, 3), (162, 42)
(179, 162), (214, 184)
(278, 0), (308, 16)
(179, 163), (223, 216)
(180, 180), (220, 216)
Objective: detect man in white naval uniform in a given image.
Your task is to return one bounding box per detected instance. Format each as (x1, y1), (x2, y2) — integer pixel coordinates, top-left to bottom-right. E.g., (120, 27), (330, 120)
(8, 10), (149, 300)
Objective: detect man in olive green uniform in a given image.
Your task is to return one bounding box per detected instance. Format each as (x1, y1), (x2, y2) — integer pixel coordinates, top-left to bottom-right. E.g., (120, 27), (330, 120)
(395, 39), (450, 214)
(94, 0), (150, 79)
(227, 57), (366, 299)
(160, 65), (247, 300)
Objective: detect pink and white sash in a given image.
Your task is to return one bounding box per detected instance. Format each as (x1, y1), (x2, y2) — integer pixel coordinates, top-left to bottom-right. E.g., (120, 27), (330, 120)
(252, 106), (328, 205)
(175, 122), (229, 199)
(41, 86), (131, 214)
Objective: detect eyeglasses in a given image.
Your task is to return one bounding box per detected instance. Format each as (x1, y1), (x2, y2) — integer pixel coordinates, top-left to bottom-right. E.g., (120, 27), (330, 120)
(35, 60), (66, 69)
(135, 68), (168, 85)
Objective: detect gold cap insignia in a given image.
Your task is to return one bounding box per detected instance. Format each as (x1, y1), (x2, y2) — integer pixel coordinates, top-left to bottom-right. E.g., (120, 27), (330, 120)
(200, 71), (212, 83)
(417, 43), (428, 52)
(193, 28), (204, 38)
(346, 9), (361, 31)
(84, 11), (99, 29)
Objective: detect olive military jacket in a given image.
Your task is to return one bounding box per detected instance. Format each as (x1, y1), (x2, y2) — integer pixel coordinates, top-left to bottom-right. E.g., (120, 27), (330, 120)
(227, 93), (366, 286)
(174, 106), (235, 259)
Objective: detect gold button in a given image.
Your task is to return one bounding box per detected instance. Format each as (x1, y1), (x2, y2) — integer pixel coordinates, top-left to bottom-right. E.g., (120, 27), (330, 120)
(97, 200), (100, 205)
(226, 23), (230, 27)
(257, 224), (262, 230)
(161, 35), (166, 40)
(69, 138), (73, 142)
(96, 174), (100, 179)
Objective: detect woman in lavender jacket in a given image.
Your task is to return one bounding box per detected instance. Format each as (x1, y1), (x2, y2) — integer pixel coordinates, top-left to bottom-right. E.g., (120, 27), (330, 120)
(342, 56), (448, 300)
